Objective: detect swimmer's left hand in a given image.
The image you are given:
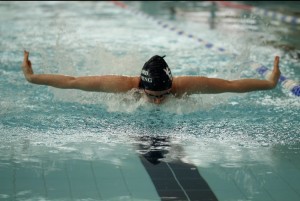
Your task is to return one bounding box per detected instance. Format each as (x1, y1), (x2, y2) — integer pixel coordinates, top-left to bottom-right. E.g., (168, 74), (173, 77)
(268, 56), (281, 88)
(22, 50), (34, 82)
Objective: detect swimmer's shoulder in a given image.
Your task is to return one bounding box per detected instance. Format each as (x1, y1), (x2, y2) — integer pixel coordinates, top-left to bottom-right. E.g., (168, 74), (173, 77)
(119, 76), (140, 91)
(129, 76), (141, 89)
(172, 76), (208, 97)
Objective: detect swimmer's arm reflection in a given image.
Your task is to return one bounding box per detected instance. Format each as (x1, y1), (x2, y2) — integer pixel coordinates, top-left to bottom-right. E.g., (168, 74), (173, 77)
(22, 50), (280, 95)
(22, 50), (140, 92)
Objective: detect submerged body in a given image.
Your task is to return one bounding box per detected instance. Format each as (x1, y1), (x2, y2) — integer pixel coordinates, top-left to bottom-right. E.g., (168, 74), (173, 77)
(21, 50), (281, 104)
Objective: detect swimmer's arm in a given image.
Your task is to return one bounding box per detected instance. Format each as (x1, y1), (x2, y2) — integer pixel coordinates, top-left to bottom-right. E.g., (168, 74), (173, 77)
(173, 56), (281, 95)
(30, 74), (140, 92)
(22, 51), (140, 92)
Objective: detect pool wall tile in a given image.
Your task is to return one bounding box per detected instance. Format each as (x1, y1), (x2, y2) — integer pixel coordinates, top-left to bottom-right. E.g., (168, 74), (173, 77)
(97, 178), (131, 199)
(122, 162), (160, 200)
(65, 160), (101, 200)
(45, 163), (72, 200)
(269, 189), (300, 201)
(198, 166), (247, 200)
(0, 163), (14, 199)
(15, 165), (46, 200)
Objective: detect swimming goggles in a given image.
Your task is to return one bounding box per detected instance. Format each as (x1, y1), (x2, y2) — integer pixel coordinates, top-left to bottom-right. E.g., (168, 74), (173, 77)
(144, 90), (171, 99)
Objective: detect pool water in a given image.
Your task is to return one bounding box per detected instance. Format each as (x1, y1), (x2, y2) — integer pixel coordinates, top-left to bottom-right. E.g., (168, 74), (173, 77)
(0, 1), (299, 201)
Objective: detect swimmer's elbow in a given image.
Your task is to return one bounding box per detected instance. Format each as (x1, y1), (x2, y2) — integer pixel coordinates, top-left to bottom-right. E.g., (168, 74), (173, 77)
(68, 77), (97, 90)
(267, 81), (278, 90)
(26, 74), (35, 83)
(65, 77), (80, 89)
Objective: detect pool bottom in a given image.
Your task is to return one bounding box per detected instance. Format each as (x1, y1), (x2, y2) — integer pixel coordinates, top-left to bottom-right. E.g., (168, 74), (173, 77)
(0, 133), (300, 201)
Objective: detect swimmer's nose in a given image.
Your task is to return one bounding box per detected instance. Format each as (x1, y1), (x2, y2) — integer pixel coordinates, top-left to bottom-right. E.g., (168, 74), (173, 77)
(153, 98), (164, 104)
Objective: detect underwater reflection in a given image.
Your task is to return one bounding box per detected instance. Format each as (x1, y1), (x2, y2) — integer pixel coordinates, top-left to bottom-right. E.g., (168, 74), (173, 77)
(136, 135), (219, 200)
(138, 135), (171, 165)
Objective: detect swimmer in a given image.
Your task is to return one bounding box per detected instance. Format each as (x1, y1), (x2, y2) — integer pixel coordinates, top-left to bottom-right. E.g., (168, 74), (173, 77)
(21, 50), (280, 104)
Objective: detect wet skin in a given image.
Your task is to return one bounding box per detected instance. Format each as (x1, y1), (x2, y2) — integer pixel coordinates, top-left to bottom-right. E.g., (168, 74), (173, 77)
(144, 89), (172, 104)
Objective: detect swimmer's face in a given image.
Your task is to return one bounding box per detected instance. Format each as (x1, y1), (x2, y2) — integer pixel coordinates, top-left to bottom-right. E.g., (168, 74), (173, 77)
(144, 89), (172, 104)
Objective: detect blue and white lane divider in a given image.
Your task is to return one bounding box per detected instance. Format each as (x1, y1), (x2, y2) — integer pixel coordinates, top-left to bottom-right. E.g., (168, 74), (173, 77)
(129, 8), (229, 55)
(112, 1), (300, 97)
(252, 7), (300, 25)
(213, 1), (300, 26)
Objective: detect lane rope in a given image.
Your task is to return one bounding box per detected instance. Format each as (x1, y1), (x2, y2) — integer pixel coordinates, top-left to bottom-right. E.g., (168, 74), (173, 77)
(111, 1), (300, 97)
(213, 1), (300, 25)
(252, 7), (300, 25)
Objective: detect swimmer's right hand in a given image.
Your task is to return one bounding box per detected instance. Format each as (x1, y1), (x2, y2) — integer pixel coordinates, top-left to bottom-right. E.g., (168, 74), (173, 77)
(22, 50), (34, 82)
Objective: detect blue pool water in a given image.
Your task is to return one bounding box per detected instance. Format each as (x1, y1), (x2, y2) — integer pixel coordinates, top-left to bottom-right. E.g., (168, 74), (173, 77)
(0, 1), (299, 201)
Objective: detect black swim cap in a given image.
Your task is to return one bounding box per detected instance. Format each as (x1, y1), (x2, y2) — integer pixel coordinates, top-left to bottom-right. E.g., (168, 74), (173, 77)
(140, 55), (173, 91)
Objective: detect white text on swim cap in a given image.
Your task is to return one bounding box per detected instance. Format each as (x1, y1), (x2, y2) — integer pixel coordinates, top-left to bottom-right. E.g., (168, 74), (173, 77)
(141, 76), (152, 83)
(141, 70), (149, 76)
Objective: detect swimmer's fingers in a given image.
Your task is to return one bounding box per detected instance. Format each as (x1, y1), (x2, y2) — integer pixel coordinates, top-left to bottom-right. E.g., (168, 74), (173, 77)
(269, 56), (281, 87)
(273, 56), (281, 76)
(274, 56), (279, 70)
(22, 50), (33, 79)
(22, 52), (30, 67)
(23, 50), (29, 60)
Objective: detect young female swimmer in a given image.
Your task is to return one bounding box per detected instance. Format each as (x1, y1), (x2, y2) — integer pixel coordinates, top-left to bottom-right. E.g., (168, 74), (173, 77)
(22, 50), (280, 104)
